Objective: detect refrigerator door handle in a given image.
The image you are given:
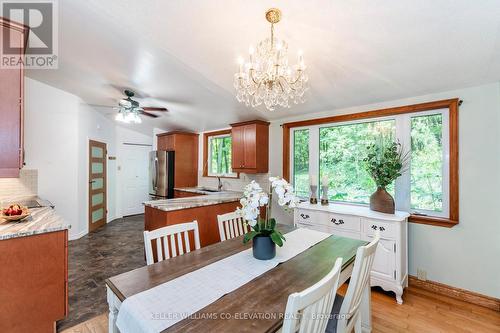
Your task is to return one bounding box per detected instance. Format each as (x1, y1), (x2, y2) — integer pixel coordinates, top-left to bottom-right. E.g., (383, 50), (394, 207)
(154, 157), (159, 190)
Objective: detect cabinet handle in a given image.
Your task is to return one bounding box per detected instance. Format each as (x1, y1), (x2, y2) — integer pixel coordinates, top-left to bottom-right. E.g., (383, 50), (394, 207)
(300, 213), (310, 219)
(331, 218), (344, 225)
(371, 225), (385, 231)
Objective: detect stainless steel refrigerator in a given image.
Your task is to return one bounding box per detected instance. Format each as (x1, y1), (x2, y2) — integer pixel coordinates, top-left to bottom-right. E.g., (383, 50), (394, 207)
(149, 151), (175, 199)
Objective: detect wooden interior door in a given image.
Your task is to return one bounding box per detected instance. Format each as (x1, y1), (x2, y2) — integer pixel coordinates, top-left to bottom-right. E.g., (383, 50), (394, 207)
(89, 140), (107, 232)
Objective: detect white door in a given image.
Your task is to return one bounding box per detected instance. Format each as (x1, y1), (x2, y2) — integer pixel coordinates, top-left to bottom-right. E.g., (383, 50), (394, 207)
(121, 145), (151, 216)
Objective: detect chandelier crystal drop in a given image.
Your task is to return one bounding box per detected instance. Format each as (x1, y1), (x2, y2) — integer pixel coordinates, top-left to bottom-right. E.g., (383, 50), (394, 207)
(234, 8), (308, 111)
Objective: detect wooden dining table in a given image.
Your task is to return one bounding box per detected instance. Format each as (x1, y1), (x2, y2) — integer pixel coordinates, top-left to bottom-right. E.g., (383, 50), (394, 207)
(105, 225), (371, 333)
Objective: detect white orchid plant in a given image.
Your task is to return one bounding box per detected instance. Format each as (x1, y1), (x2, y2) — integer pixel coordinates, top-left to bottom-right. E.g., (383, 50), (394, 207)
(238, 177), (300, 247)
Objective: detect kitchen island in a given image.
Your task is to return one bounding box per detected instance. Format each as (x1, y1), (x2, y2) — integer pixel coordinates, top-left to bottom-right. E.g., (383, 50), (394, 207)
(144, 189), (242, 249)
(0, 204), (70, 333)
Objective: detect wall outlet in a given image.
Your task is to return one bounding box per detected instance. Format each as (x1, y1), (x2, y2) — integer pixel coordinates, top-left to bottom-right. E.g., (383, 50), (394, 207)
(416, 268), (427, 281)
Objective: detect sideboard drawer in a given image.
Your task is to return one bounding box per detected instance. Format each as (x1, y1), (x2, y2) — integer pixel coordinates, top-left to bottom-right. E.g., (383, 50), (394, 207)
(295, 209), (326, 225)
(363, 219), (397, 239)
(326, 213), (361, 232)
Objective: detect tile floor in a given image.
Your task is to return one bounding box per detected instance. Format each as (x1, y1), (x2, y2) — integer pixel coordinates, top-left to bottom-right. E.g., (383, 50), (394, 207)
(57, 215), (146, 331)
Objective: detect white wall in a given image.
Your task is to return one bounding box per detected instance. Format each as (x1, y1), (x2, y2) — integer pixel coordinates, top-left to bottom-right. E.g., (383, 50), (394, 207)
(269, 82), (500, 298)
(24, 78), (81, 238)
(24, 78), (153, 239)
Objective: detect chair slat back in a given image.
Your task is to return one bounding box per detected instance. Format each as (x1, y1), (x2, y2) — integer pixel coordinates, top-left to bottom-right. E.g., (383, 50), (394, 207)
(217, 211), (249, 241)
(281, 258), (343, 333)
(143, 221), (201, 265)
(337, 232), (380, 332)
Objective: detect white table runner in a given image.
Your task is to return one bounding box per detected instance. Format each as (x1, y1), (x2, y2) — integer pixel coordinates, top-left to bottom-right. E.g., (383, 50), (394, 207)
(116, 228), (331, 333)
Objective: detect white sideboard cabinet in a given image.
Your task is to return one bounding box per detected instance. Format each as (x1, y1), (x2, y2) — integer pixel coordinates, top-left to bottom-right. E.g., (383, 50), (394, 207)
(294, 202), (409, 304)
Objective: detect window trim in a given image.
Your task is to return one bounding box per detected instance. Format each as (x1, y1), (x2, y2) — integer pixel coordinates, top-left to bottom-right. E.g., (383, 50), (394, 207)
(202, 129), (239, 179)
(282, 98), (459, 227)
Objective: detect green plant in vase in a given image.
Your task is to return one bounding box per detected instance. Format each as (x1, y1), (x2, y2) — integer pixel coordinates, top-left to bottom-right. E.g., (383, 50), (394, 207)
(364, 135), (409, 214)
(239, 177), (299, 260)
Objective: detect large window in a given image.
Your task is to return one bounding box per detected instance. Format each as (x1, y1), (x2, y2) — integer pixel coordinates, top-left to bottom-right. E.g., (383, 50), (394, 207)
(203, 130), (237, 178)
(410, 114), (444, 212)
(293, 129), (309, 197)
(319, 119), (395, 204)
(286, 99), (458, 226)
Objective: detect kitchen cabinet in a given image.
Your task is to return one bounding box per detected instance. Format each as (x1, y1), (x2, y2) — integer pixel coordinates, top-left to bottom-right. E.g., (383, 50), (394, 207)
(230, 120), (269, 174)
(0, 230), (68, 332)
(174, 190), (205, 198)
(145, 201), (240, 254)
(0, 18), (28, 178)
(157, 131), (199, 188)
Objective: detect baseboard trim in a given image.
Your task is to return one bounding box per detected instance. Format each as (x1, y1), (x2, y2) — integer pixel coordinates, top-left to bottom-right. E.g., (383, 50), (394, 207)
(69, 229), (87, 241)
(408, 276), (500, 312)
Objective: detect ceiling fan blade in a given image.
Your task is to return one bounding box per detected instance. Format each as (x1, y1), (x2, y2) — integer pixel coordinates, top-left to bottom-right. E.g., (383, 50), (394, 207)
(142, 107), (168, 112)
(87, 104), (118, 109)
(139, 110), (159, 118)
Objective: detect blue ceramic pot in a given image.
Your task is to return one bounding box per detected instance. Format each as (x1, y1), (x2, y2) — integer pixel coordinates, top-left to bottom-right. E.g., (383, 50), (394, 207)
(253, 235), (276, 260)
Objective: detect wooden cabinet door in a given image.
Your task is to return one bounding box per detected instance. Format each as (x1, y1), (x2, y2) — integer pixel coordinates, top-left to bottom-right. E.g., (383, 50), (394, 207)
(231, 126), (245, 169)
(157, 135), (174, 151)
(0, 22), (24, 178)
(243, 125), (257, 169)
(369, 237), (396, 281)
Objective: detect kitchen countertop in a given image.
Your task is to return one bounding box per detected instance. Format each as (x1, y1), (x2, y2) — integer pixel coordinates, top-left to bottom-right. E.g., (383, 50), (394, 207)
(0, 205), (70, 240)
(145, 189), (242, 212)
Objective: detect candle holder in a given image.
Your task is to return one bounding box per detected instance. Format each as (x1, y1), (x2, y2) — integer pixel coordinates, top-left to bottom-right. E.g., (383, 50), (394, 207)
(321, 185), (329, 205)
(309, 185), (318, 204)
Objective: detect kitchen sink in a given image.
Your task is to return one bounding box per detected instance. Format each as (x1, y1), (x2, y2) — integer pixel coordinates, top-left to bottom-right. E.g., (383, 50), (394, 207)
(197, 187), (221, 193)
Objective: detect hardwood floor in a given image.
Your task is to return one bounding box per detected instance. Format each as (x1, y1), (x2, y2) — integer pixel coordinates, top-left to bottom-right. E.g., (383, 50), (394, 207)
(62, 285), (500, 333)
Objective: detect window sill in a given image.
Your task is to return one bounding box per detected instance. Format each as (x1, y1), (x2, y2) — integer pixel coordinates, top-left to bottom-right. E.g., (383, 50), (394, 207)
(409, 214), (458, 228)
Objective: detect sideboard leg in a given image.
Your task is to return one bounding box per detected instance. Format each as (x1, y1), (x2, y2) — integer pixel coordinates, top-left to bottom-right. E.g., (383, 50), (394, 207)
(395, 285), (404, 304)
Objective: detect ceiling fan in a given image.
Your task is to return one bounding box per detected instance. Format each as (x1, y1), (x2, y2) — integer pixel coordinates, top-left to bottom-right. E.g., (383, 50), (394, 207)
(113, 89), (168, 123)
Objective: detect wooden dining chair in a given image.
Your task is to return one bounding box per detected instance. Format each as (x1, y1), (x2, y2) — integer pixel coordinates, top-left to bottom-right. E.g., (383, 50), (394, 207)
(217, 211), (249, 241)
(143, 221), (201, 265)
(326, 233), (380, 333)
(281, 257), (343, 333)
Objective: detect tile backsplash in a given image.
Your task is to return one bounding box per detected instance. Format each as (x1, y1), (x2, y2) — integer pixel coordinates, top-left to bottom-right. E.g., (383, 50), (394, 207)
(0, 169), (38, 200)
(198, 172), (270, 192)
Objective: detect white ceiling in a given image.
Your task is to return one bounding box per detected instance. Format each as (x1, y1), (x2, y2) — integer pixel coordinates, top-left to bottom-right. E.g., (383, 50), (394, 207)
(26, 0), (500, 132)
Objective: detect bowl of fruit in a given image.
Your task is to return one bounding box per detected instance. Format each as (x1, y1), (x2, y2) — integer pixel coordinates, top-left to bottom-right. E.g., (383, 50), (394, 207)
(1, 204), (30, 222)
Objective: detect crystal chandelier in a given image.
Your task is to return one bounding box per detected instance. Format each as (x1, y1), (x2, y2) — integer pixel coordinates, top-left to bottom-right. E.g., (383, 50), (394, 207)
(234, 8), (308, 111)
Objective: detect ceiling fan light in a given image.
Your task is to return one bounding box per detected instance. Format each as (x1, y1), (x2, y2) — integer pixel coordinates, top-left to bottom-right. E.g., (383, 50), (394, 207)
(119, 99), (132, 108)
(115, 112), (125, 122)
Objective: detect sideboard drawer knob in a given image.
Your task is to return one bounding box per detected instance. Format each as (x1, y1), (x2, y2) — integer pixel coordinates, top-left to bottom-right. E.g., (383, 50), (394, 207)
(371, 225), (378, 230)
(379, 226), (386, 231)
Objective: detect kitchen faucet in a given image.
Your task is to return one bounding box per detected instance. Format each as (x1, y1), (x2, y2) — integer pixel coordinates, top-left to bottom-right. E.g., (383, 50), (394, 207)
(217, 177), (223, 191)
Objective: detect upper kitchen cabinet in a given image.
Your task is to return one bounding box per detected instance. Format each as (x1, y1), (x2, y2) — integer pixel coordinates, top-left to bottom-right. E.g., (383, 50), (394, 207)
(230, 120), (270, 174)
(157, 131), (199, 188)
(0, 18), (28, 178)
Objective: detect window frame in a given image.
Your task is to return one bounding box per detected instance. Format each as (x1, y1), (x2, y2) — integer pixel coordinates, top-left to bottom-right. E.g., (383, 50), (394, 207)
(283, 98), (459, 227)
(203, 129), (239, 179)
